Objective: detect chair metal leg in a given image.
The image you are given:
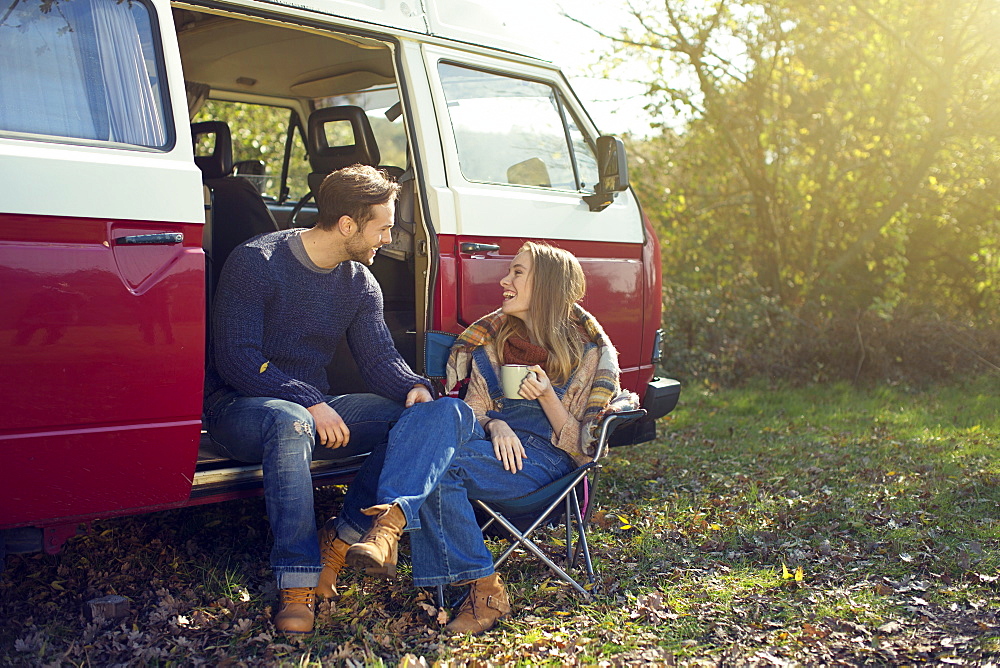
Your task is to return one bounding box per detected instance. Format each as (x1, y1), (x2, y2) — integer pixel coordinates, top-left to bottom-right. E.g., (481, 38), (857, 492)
(564, 494), (573, 565)
(569, 491), (595, 582)
(486, 478), (584, 570)
(573, 470), (600, 571)
(477, 501), (592, 600)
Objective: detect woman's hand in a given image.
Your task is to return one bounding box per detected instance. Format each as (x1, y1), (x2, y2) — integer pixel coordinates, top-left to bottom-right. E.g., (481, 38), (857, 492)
(518, 365), (554, 400)
(487, 419), (527, 472)
(520, 365), (572, 437)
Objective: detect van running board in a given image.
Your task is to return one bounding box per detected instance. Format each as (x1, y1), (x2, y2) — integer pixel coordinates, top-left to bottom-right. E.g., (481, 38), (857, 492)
(190, 432), (369, 499)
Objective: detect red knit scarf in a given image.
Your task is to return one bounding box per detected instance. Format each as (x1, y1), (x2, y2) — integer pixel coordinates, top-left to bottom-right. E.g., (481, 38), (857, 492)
(503, 335), (548, 368)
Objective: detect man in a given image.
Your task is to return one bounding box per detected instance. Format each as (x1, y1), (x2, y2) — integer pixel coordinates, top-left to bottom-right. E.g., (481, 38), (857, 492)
(203, 164), (432, 634)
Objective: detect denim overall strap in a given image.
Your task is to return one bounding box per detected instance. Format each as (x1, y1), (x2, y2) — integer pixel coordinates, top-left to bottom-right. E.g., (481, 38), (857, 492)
(472, 346), (505, 403)
(473, 345), (576, 442)
(471, 345), (582, 402)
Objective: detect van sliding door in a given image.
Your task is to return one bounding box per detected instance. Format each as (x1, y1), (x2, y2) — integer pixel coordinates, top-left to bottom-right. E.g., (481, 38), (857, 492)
(0, 0), (205, 529)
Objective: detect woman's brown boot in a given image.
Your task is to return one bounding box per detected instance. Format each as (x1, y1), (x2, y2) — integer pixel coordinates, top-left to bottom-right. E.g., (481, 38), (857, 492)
(274, 587), (315, 634)
(444, 572), (511, 635)
(316, 522), (349, 598)
(345, 503), (406, 578)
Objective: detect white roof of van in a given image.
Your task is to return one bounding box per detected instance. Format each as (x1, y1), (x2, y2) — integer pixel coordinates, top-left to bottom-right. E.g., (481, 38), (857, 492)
(276, 0), (553, 61)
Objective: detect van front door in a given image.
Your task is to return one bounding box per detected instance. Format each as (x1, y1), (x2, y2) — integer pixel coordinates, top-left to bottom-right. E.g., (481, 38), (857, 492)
(424, 51), (649, 392)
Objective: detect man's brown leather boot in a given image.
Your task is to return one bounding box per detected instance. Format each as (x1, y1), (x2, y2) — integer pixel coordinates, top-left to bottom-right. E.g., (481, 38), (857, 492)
(274, 587), (315, 634)
(345, 503), (406, 578)
(444, 572), (511, 635)
(316, 522), (349, 599)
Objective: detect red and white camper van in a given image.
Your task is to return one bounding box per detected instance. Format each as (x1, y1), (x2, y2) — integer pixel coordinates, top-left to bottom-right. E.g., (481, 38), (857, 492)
(0, 0), (679, 558)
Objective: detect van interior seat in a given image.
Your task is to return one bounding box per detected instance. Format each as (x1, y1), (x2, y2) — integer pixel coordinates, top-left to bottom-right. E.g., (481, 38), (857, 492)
(233, 159), (268, 196)
(306, 105), (381, 191)
(289, 105), (386, 227)
(191, 120), (279, 294)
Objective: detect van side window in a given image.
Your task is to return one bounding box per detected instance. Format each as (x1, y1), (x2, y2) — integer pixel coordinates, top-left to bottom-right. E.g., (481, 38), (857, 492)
(439, 63), (597, 192)
(0, 0), (169, 148)
(193, 101), (309, 202)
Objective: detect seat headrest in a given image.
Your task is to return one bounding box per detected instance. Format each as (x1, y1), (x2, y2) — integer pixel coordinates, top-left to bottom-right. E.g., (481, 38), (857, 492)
(307, 106), (380, 175)
(192, 121), (233, 180)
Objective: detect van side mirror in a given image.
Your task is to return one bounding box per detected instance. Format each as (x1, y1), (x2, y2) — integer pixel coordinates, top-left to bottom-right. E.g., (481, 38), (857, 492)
(583, 135), (629, 212)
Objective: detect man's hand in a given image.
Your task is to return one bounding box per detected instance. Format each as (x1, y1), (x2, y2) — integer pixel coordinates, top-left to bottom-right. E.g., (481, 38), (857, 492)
(405, 384), (434, 407)
(488, 419), (527, 472)
(307, 402), (350, 449)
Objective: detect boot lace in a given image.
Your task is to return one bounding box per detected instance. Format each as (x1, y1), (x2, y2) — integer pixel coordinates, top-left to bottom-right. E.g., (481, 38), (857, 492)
(456, 581), (484, 618)
(362, 510), (403, 547)
(281, 587), (316, 609)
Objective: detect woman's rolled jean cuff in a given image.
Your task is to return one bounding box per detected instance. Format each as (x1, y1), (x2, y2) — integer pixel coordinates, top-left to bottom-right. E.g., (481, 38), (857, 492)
(334, 516), (363, 544)
(390, 497), (422, 532)
(412, 566), (495, 589)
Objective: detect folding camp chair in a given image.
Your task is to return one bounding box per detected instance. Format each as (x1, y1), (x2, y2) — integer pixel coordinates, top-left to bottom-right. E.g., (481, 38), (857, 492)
(422, 331), (645, 603)
(469, 408), (645, 601)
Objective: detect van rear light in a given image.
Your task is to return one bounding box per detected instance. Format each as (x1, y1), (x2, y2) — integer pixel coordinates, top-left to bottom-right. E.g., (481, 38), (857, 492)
(651, 328), (664, 363)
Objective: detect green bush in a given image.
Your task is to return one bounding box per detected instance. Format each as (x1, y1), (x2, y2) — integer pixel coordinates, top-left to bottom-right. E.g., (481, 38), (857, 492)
(660, 281), (1000, 386)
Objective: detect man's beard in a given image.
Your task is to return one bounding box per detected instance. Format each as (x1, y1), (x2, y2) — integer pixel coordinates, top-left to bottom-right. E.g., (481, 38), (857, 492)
(345, 230), (376, 265)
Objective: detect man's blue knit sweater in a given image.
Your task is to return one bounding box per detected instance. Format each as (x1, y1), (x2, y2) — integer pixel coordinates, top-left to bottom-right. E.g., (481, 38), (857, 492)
(204, 229), (426, 410)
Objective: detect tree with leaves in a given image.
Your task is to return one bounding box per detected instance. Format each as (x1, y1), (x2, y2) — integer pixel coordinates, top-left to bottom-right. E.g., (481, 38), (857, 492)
(582, 0), (1000, 381)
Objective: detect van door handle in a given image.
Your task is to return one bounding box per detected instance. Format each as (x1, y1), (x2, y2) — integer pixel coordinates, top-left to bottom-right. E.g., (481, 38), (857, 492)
(114, 233), (184, 246)
(460, 242), (500, 254)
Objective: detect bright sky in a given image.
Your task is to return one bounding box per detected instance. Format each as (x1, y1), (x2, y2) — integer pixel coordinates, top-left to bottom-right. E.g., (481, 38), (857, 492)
(504, 0), (656, 137)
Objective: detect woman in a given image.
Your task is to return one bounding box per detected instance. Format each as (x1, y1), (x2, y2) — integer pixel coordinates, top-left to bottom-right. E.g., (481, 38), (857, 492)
(336, 242), (637, 633)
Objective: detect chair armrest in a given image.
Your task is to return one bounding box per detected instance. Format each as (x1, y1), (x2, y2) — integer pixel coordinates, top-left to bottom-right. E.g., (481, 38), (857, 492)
(592, 409), (646, 461)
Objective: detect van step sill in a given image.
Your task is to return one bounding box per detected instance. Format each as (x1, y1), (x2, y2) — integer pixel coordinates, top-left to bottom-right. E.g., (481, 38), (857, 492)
(191, 431), (368, 498)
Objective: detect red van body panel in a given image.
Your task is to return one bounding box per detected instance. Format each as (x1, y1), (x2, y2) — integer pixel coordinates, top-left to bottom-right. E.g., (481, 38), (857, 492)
(640, 210), (663, 375)
(0, 213), (205, 528)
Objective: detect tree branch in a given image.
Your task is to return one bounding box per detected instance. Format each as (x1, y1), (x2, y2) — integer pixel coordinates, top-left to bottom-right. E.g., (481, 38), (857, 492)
(1, 0), (24, 28)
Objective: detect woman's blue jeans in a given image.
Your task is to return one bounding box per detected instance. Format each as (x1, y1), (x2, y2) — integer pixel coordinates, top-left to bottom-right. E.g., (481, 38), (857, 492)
(204, 391), (405, 589)
(362, 398), (577, 587)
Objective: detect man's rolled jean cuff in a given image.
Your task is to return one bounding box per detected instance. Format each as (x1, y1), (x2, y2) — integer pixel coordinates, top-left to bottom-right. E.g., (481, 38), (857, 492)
(334, 517), (363, 544)
(275, 567), (322, 590)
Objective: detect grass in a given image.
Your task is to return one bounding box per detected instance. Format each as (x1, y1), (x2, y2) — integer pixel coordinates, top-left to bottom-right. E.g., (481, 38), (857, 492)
(1, 377), (998, 665)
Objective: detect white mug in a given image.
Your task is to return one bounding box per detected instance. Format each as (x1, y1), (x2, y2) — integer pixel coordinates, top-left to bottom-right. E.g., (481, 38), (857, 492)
(500, 364), (536, 400)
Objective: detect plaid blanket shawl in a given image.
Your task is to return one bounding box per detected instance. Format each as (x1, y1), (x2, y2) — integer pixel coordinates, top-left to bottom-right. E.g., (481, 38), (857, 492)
(445, 304), (639, 454)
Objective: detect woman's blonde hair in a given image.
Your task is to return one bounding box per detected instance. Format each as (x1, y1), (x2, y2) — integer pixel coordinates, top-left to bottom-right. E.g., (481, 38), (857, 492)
(494, 242), (586, 386)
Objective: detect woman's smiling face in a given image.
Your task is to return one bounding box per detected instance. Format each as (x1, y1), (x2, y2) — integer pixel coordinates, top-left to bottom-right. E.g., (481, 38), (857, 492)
(500, 251), (533, 326)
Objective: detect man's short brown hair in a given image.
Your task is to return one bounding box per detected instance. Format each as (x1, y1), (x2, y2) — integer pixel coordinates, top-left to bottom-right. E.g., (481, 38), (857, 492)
(315, 164), (401, 231)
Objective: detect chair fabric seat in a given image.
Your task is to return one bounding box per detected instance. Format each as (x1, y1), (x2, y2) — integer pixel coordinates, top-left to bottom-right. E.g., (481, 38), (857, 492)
(481, 462), (595, 518)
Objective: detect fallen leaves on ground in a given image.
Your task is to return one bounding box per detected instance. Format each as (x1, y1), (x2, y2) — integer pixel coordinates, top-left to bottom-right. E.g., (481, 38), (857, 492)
(2, 382), (999, 665)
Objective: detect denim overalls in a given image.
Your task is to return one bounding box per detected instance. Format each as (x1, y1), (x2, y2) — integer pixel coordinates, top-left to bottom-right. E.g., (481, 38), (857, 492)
(474, 345), (574, 450)
(358, 344), (594, 587)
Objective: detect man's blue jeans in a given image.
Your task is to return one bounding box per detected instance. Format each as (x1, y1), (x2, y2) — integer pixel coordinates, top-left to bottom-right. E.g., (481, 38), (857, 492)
(204, 391), (404, 589)
(363, 398), (577, 587)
